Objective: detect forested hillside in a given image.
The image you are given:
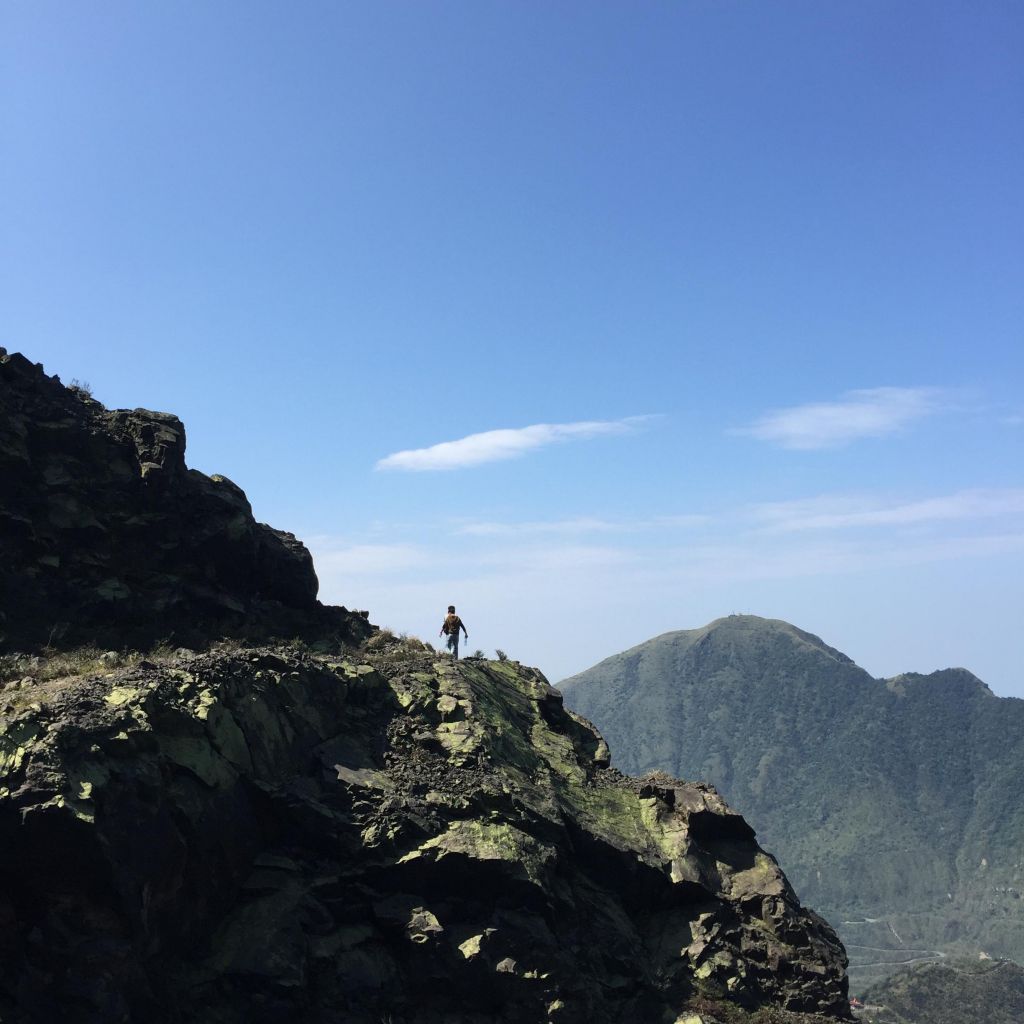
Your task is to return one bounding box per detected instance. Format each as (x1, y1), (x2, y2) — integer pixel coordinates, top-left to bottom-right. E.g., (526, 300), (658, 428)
(560, 615), (1024, 979)
(859, 957), (1024, 1023)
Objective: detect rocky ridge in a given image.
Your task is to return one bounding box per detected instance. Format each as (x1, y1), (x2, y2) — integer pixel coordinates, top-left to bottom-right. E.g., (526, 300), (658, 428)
(0, 637), (848, 1023)
(0, 348), (369, 651)
(0, 353), (850, 1022)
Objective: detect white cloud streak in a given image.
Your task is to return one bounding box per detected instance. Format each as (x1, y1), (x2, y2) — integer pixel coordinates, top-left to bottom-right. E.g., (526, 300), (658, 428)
(457, 517), (623, 537)
(738, 387), (943, 449)
(752, 489), (1024, 532)
(310, 542), (433, 575)
(376, 417), (649, 471)
(455, 513), (710, 537)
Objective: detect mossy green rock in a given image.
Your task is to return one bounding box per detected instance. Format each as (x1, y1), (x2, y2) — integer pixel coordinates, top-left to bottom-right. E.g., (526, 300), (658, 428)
(0, 639), (849, 1024)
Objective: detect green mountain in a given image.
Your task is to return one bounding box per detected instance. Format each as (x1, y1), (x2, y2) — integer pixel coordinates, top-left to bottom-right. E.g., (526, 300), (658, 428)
(859, 957), (1024, 1024)
(559, 615), (1024, 985)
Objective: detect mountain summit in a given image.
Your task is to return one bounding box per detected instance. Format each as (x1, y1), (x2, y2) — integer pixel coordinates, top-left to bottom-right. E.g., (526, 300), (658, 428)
(559, 615), (1023, 981)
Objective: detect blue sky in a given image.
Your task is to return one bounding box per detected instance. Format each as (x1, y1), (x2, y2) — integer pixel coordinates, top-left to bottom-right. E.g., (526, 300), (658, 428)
(3, 3), (1022, 693)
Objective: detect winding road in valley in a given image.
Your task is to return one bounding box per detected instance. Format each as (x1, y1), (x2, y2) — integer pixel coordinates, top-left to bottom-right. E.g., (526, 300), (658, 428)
(842, 918), (947, 970)
(846, 946), (947, 970)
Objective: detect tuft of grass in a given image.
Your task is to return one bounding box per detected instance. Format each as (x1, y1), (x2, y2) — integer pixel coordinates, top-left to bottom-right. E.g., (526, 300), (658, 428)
(0, 633), (433, 713)
(0, 643), (185, 701)
(1, 647), (111, 686)
(681, 994), (839, 1024)
(495, 649), (509, 662)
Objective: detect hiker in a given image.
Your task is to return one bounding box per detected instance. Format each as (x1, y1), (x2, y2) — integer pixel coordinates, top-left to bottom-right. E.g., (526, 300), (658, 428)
(439, 605), (469, 659)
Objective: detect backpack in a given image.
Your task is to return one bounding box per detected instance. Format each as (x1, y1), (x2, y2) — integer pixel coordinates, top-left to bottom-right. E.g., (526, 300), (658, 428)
(443, 613), (462, 635)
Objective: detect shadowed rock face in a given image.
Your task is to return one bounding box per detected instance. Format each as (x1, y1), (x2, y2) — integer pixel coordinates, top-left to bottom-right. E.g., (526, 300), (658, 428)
(0, 639), (849, 1024)
(0, 349), (369, 651)
(1, 352), (850, 1023)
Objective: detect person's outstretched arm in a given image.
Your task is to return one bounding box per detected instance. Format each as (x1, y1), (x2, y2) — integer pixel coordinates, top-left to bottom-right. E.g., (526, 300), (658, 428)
(461, 621), (469, 638)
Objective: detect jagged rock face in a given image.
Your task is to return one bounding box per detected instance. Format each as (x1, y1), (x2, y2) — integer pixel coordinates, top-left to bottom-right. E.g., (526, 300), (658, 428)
(1, 355), (849, 1021)
(0, 640), (850, 1024)
(0, 349), (368, 651)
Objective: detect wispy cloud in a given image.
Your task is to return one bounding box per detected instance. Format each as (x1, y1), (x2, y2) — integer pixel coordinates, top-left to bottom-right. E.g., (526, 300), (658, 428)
(752, 489), (1024, 532)
(737, 387), (944, 449)
(309, 542), (433, 574)
(376, 417), (650, 471)
(642, 531), (1024, 584)
(455, 513), (710, 537)
(456, 517), (623, 537)
(476, 543), (637, 572)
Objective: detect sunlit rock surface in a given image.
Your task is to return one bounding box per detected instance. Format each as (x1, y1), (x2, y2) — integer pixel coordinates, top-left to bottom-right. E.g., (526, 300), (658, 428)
(0, 639), (849, 1023)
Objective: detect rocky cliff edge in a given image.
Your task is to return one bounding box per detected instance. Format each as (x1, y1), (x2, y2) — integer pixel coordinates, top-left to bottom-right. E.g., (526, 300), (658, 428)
(0, 351), (849, 1023)
(0, 348), (369, 652)
(0, 637), (848, 1023)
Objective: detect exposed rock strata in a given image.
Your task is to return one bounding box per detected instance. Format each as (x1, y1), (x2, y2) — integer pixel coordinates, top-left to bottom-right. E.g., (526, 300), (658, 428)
(0, 640), (849, 1023)
(0, 348), (368, 651)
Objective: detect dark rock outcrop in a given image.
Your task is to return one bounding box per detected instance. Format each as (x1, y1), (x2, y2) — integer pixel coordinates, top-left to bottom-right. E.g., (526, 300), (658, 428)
(1, 353), (851, 1023)
(0, 640), (850, 1024)
(0, 349), (369, 651)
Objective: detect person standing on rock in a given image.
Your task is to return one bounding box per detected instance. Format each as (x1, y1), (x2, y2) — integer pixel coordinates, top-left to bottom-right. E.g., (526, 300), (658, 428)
(440, 605), (468, 659)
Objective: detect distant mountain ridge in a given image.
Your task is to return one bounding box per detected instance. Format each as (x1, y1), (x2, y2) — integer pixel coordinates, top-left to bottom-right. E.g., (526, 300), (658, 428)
(859, 956), (1024, 1024)
(558, 615), (1024, 981)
